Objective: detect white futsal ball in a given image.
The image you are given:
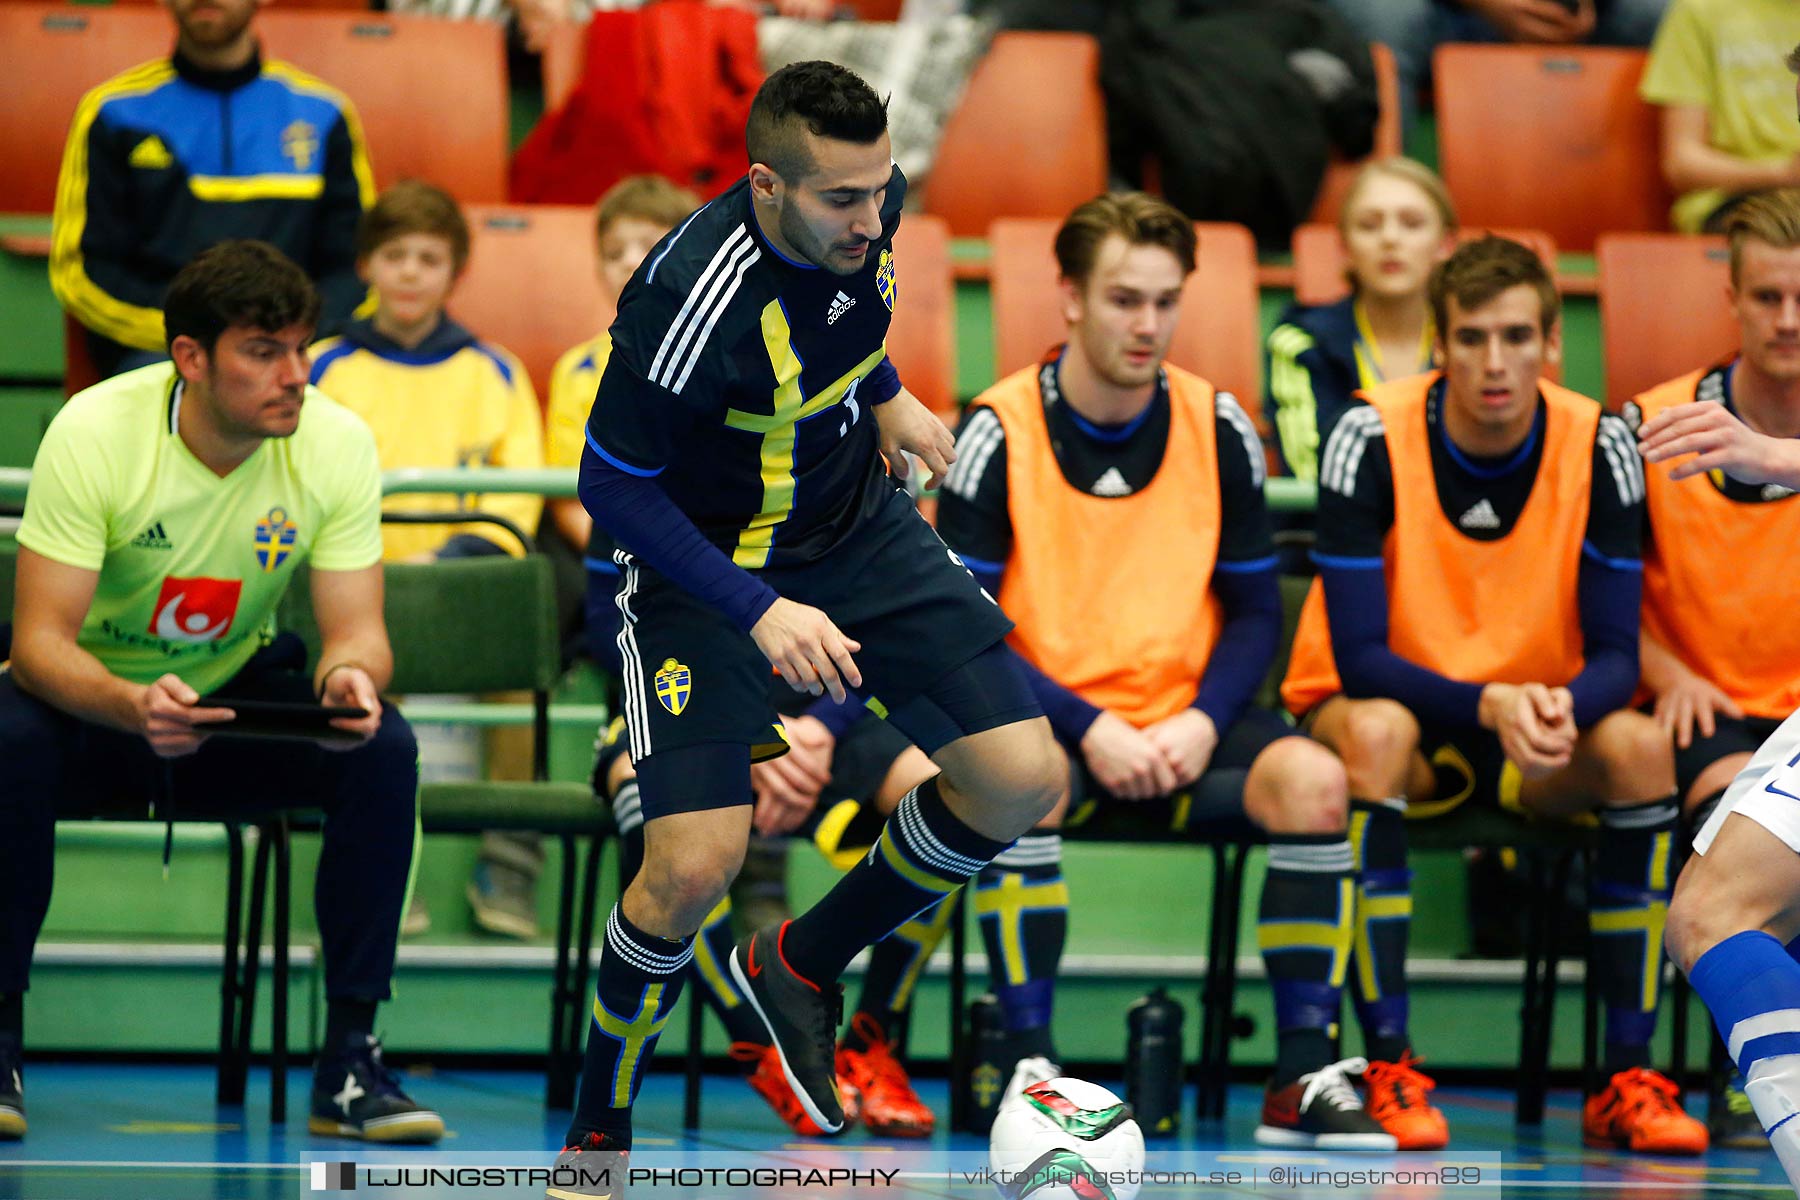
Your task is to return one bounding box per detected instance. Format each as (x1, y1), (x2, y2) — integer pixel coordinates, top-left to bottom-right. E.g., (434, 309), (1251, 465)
(988, 1077), (1146, 1200)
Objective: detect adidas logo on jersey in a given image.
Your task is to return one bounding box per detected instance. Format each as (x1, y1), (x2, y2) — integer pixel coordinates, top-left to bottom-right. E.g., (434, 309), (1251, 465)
(826, 291), (857, 325)
(1458, 498), (1500, 530)
(1090, 467), (1133, 497)
(130, 521), (172, 550)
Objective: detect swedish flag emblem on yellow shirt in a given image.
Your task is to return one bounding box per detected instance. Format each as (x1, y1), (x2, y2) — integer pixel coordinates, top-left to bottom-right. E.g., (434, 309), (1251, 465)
(254, 507), (298, 572)
(654, 658), (691, 715)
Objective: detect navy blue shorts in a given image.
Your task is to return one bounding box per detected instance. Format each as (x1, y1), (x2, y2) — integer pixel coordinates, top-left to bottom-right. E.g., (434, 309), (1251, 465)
(615, 488), (1033, 821)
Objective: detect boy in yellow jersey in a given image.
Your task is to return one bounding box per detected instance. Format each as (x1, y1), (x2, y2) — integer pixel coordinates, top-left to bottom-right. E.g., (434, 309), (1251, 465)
(310, 180), (545, 939)
(0, 242), (440, 1145)
(1631, 190), (1800, 1148)
(310, 180), (543, 563)
(938, 193), (1371, 1150)
(1283, 237), (1700, 1154)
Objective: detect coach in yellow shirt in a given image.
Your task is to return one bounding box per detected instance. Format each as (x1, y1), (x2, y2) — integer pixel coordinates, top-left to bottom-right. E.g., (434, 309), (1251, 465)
(0, 241), (441, 1146)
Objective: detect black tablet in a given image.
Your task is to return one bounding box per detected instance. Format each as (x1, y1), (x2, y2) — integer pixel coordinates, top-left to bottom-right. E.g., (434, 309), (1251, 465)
(200, 697), (370, 744)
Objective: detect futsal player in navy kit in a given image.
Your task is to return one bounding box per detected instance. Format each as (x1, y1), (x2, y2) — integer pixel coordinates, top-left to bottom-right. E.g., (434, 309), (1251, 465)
(552, 62), (1063, 1189)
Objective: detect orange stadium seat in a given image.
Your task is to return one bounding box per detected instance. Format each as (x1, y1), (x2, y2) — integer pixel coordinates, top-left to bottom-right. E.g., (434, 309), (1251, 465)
(925, 32), (1108, 238)
(0, 3), (169, 213)
(452, 205), (613, 401)
(1306, 42), (1403, 227)
(989, 217), (1263, 426)
(1290, 224), (1560, 306)
(258, 11), (508, 202)
(887, 214), (956, 419)
(0, 4), (508, 213)
(1597, 233), (1735, 409)
(1435, 45), (1666, 254)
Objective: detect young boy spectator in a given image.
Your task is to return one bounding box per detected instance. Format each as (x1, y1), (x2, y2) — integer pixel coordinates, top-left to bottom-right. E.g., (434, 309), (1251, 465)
(310, 180), (543, 562)
(309, 180), (545, 939)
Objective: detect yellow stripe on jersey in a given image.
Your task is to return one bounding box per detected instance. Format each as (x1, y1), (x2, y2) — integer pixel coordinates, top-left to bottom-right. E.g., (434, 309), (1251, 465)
(188, 173), (326, 202)
(51, 61), (180, 352)
(724, 299), (885, 570)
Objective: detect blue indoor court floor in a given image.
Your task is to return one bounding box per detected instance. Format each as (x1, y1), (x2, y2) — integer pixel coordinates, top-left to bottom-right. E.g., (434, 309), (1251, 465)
(0, 1064), (1792, 1199)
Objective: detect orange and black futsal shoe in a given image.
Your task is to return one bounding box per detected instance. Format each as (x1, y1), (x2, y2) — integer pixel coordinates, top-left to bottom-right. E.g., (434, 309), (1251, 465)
(1582, 1067), (1709, 1155)
(1363, 1053), (1449, 1150)
(837, 1014), (935, 1137)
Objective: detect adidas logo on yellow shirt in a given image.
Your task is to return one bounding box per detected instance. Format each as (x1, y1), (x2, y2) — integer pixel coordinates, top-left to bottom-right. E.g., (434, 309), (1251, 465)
(128, 136), (174, 170)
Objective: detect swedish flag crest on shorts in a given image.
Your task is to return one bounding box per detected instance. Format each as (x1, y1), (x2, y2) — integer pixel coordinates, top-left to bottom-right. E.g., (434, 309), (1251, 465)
(654, 658), (692, 715)
(876, 247), (896, 311)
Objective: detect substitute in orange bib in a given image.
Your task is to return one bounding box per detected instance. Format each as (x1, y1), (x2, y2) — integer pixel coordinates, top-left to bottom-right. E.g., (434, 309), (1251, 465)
(1281, 236), (1702, 1155)
(1630, 189), (1800, 1149)
(937, 193), (1381, 1151)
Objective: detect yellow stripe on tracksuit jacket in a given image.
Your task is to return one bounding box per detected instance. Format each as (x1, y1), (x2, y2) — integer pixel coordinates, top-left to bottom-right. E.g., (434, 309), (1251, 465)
(51, 50), (375, 358)
(310, 317), (544, 561)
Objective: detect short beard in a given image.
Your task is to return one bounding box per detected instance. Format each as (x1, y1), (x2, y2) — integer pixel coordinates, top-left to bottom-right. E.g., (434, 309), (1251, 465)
(179, 9), (254, 50)
(775, 202), (830, 271)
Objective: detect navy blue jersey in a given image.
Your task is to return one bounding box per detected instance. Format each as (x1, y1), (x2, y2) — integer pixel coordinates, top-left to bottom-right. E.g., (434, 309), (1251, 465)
(586, 166), (906, 570)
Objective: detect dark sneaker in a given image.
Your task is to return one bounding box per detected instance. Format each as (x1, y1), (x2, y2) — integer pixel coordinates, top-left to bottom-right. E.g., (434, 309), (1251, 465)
(309, 1035), (445, 1143)
(0, 1041), (22, 1141)
(1254, 1057), (1397, 1150)
(547, 1131), (628, 1200)
(1709, 1070), (1768, 1150)
(728, 921), (846, 1133)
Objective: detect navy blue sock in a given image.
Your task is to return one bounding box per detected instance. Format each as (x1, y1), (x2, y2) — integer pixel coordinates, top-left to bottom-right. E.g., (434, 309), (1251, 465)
(567, 904), (693, 1149)
(975, 833), (1068, 1061)
(783, 777), (1009, 985)
(1591, 797), (1679, 1075)
(1349, 799), (1411, 1065)
(1259, 833), (1354, 1085)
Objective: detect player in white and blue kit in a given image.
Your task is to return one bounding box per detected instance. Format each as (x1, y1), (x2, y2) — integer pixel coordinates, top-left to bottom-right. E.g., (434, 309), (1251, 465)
(1645, 377), (1800, 1187)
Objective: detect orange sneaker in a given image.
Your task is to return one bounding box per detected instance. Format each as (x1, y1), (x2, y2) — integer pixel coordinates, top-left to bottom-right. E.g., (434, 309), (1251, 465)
(1583, 1068), (1708, 1155)
(1363, 1054), (1449, 1151)
(731, 1042), (861, 1137)
(837, 1014), (935, 1138)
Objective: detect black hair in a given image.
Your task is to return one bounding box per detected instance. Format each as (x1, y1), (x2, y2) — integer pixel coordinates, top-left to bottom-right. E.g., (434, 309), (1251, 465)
(163, 240), (320, 354)
(745, 60), (888, 180)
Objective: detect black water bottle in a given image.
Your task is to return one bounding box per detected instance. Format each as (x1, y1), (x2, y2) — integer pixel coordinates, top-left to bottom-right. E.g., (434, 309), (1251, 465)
(962, 993), (1009, 1134)
(1124, 987), (1184, 1139)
